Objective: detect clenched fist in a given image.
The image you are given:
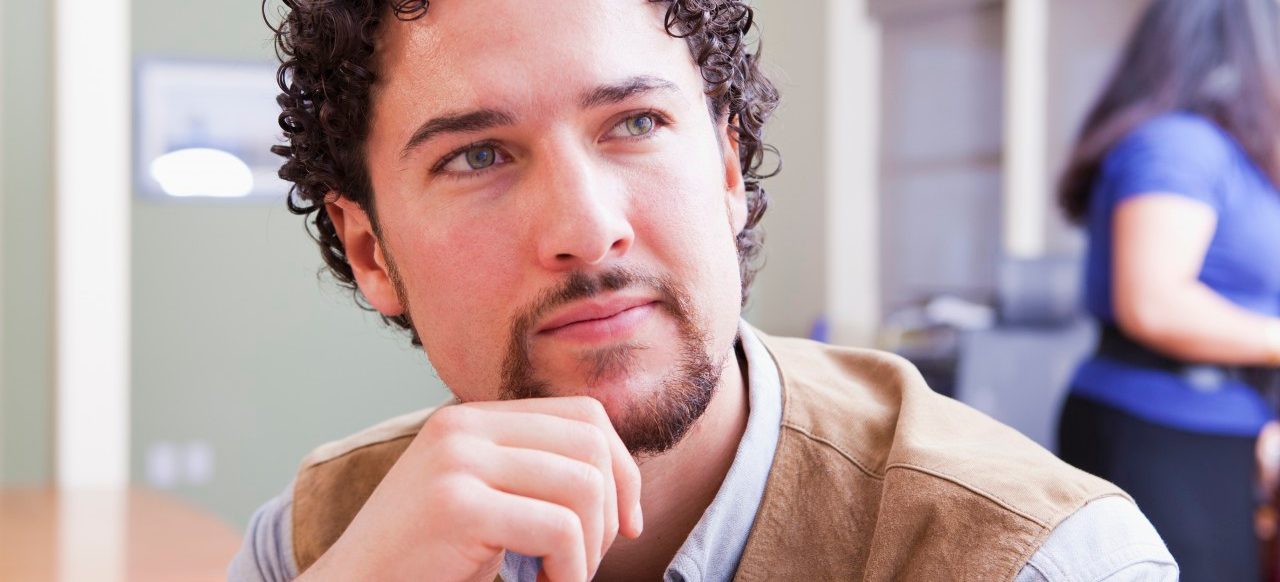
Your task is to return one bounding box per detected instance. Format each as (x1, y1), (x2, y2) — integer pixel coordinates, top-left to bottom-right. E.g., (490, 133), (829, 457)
(299, 397), (644, 582)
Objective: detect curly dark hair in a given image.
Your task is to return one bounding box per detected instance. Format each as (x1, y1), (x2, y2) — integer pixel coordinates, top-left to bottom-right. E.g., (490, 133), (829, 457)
(265, 0), (779, 342)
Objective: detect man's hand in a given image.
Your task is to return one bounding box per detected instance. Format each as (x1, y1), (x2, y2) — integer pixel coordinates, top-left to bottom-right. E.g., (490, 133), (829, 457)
(300, 397), (644, 582)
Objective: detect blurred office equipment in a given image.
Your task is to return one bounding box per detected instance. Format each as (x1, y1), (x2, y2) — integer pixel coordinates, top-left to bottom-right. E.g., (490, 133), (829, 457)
(955, 257), (1094, 449)
(882, 294), (998, 398)
(954, 319), (1095, 449)
(884, 256), (1094, 449)
(997, 256), (1083, 327)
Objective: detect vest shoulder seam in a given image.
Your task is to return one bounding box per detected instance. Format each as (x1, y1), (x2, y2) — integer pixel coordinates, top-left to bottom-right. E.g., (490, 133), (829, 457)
(781, 421), (885, 481)
(886, 462), (1052, 529)
(782, 422), (1075, 532)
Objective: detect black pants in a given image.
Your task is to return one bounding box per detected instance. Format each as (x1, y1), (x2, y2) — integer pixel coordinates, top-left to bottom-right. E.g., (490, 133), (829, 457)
(1057, 394), (1258, 582)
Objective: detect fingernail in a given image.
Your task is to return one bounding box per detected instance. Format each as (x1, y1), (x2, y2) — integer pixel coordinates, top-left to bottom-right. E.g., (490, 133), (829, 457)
(633, 501), (644, 535)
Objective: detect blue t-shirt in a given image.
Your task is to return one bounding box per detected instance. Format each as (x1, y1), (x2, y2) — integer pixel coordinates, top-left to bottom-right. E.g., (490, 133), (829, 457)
(1071, 112), (1280, 436)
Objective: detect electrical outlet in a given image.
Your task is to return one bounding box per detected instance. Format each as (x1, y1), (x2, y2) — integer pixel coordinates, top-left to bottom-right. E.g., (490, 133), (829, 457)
(145, 440), (215, 488)
(185, 440), (214, 485)
(145, 441), (180, 489)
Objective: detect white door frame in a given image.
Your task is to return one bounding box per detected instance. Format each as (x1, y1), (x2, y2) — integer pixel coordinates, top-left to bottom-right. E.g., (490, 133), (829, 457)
(1003, 0), (1051, 259)
(54, 0), (131, 489)
(824, 0), (882, 347)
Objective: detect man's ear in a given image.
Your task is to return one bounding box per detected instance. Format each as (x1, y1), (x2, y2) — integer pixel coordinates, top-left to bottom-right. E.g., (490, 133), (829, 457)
(326, 195), (406, 317)
(721, 118), (749, 236)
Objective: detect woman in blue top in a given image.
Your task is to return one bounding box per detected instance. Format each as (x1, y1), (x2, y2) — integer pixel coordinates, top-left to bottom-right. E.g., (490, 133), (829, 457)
(1057, 0), (1280, 579)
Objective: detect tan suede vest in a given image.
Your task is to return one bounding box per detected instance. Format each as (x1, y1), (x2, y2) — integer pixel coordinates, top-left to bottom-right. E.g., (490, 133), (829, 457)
(290, 331), (1128, 580)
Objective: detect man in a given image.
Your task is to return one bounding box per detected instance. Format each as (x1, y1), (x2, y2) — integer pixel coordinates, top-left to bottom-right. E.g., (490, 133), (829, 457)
(232, 0), (1178, 580)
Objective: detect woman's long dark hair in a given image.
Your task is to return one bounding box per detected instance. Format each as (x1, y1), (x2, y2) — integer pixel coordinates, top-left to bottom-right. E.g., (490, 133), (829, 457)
(1059, 0), (1280, 223)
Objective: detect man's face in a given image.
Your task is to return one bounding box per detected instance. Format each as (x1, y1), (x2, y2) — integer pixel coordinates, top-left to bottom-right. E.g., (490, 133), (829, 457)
(336, 0), (749, 451)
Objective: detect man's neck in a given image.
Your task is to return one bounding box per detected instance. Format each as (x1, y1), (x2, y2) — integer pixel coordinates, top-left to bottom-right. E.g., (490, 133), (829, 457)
(594, 343), (751, 582)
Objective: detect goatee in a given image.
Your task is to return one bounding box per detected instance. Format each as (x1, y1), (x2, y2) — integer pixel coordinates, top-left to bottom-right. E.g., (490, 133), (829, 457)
(499, 267), (724, 456)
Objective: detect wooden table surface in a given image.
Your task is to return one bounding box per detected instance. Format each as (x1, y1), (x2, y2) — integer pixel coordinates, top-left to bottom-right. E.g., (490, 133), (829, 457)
(0, 487), (242, 582)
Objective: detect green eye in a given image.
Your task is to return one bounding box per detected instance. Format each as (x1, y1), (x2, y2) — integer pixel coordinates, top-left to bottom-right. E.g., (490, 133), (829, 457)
(625, 114), (655, 136)
(465, 146), (496, 169)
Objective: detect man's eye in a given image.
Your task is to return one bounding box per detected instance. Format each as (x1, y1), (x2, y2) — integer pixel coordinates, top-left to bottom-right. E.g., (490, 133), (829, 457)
(464, 146), (497, 169)
(439, 144), (505, 174)
(624, 114), (655, 136)
(607, 112), (663, 139)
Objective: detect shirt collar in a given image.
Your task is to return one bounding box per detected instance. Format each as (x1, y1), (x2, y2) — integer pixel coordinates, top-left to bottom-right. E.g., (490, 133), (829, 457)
(663, 322), (783, 582)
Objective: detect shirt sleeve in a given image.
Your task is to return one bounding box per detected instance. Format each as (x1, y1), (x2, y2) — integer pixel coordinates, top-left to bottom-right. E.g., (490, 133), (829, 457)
(1100, 114), (1235, 211)
(227, 485), (300, 582)
(1013, 496), (1178, 581)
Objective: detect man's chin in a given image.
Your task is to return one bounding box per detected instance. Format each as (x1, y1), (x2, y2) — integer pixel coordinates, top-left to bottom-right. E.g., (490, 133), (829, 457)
(535, 367), (670, 412)
(543, 353), (720, 456)
(530, 338), (670, 387)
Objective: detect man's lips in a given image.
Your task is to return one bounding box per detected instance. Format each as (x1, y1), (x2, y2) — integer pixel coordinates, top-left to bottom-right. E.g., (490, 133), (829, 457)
(535, 296), (661, 339)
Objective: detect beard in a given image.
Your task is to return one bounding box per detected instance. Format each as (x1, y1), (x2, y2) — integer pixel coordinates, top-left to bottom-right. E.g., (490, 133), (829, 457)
(498, 267), (725, 457)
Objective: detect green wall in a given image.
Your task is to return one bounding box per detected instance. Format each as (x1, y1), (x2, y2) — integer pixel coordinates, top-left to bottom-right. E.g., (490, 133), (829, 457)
(0, 0), (55, 486)
(129, 0), (446, 527)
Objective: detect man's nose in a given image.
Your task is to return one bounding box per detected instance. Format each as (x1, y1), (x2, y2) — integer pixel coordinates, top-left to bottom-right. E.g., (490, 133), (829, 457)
(530, 143), (635, 271)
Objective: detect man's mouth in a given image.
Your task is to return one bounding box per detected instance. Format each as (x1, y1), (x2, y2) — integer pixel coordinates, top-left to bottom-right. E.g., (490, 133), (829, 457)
(535, 296), (661, 343)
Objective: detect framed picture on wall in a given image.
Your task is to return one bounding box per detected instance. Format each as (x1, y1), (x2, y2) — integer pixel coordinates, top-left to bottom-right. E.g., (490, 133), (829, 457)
(134, 58), (288, 201)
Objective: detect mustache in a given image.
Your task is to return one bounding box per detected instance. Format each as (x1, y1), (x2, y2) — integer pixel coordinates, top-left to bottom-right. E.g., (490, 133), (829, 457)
(500, 267), (692, 398)
(509, 267), (650, 342)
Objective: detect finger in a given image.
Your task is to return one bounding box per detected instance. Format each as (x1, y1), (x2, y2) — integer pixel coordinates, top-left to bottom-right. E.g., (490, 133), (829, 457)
(500, 414), (618, 562)
(475, 446), (608, 576)
(466, 487), (588, 582)
(470, 411), (620, 556)
(427, 404), (622, 563)
(468, 398), (644, 538)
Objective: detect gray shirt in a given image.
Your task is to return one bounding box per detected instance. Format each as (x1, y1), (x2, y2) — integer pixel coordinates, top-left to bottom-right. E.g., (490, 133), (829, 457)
(230, 326), (1178, 581)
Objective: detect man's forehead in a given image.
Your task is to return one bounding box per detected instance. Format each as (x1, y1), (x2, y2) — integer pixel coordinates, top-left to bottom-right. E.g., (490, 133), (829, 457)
(372, 0), (695, 114)
(381, 0), (667, 48)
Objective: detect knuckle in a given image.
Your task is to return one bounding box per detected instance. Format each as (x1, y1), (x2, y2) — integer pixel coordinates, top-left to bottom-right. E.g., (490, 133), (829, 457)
(572, 422), (611, 465)
(425, 406), (471, 436)
(586, 398), (610, 422)
(432, 436), (477, 475)
(546, 508), (582, 545)
(588, 435), (612, 468)
(570, 396), (608, 421)
(432, 475), (478, 513)
(573, 463), (605, 498)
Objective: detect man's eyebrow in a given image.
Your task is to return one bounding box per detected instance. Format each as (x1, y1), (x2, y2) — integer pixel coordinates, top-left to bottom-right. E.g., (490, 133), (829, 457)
(579, 75), (681, 110)
(398, 77), (677, 159)
(400, 109), (517, 159)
